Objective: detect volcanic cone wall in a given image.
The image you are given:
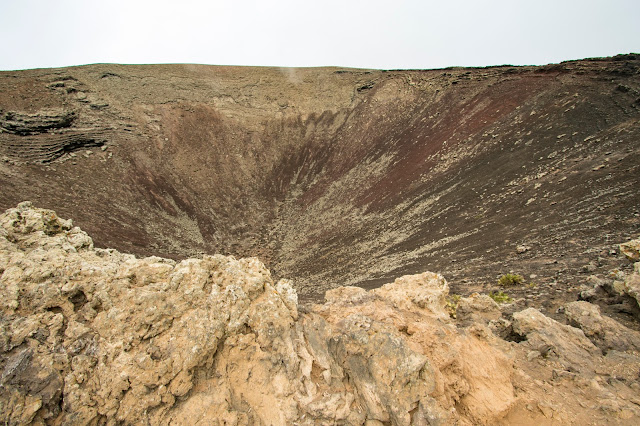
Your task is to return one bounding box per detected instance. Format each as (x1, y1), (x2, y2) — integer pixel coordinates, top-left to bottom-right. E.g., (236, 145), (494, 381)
(1, 56), (639, 299)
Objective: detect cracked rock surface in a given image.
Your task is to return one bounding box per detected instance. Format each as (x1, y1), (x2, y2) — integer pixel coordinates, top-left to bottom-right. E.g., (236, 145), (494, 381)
(1, 204), (640, 425)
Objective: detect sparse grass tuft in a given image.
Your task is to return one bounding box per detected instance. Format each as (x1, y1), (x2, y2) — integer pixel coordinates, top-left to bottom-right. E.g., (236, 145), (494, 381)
(446, 294), (461, 319)
(498, 273), (524, 287)
(489, 291), (512, 304)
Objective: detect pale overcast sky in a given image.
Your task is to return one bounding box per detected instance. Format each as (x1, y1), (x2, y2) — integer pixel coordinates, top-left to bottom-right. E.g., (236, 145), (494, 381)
(1, 0), (638, 71)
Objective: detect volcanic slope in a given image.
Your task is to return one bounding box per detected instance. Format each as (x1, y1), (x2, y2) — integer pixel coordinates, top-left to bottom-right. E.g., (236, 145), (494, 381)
(1, 55), (639, 301)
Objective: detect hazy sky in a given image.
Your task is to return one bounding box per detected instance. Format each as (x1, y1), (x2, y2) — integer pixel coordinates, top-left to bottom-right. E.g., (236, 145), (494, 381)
(1, 0), (639, 71)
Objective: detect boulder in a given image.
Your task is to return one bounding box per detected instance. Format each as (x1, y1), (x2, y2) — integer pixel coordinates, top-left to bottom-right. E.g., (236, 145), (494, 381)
(621, 263), (640, 308)
(455, 293), (502, 326)
(620, 239), (640, 262)
(512, 308), (601, 374)
(564, 301), (640, 353)
(316, 273), (518, 424)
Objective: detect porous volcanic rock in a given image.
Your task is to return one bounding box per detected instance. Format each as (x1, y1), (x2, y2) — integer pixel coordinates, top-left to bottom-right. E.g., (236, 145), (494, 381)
(2, 204), (640, 425)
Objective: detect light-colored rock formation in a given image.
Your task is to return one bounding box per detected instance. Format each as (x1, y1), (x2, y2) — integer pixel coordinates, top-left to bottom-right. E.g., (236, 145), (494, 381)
(310, 281), (517, 425)
(0, 202), (300, 424)
(455, 293), (502, 326)
(512, 307), (602, 374)
(620, 261), (640, 308)
(1, 203), (640, 425)
(620, 239), (640, 262)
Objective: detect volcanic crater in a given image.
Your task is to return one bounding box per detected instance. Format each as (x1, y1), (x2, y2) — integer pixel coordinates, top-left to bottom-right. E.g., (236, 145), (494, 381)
(1, 55), (639, 305)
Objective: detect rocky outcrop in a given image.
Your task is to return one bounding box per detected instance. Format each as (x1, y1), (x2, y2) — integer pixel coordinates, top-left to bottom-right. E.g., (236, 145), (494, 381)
(617, 249), (640, 308)
(1, 204), (640, 425)
(564, 301), (640, 353)
(0, 130), (108, 163)
(620, 239), (640, 262)
(0, 202), (303, 424)
(0, 109), (75, 135)
(581, 245), (640, 313)
(310, 281), (518, 425)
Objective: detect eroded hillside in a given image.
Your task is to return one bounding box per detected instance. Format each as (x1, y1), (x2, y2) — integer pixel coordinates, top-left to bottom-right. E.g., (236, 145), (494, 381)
(1, 56), (639, 302)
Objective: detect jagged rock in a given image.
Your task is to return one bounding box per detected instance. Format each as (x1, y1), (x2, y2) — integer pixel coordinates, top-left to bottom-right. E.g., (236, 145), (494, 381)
(0, 203), (302, 424)
(512, 308), (602, 374)
(488, 318), (514, 340)
(315, 276), (518, 425)
(578, 275), (608, 301)
(0, 204), (517, 425)
(620, 262), (640, 308)
(564, 301), (640, 353)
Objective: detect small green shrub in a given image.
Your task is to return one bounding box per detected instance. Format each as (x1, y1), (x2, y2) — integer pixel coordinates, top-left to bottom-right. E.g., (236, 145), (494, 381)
(498, 273), (524, 287)
(489, 291), (512, 304)
(446, 294), (461, 319)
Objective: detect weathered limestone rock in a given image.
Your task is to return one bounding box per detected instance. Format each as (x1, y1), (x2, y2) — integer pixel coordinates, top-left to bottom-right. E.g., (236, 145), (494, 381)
(313, 277), (518, 425)
(1, 204), (640, 425)
(0, 202), (301, 424)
